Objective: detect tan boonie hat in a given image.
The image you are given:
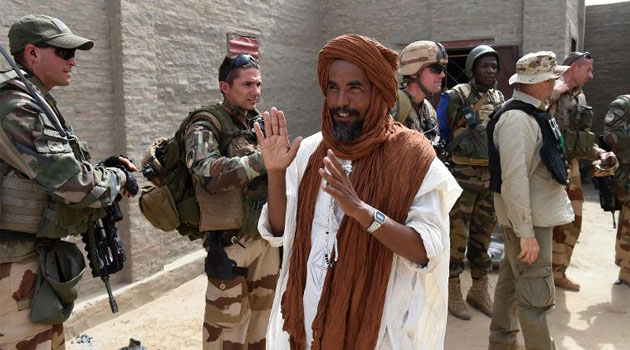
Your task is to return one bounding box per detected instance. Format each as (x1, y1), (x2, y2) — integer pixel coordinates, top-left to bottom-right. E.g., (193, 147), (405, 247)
(8, 14), (94, 54)
(398, 40), (448, 76)
(509, 51), (568, 85)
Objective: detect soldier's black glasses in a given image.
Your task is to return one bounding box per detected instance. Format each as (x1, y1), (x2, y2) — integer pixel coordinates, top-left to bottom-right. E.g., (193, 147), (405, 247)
(229, 54), (258, 71)
(427, 64), (447, 74)
(565, 52), (592, 66)
(35, 43), (76, 60)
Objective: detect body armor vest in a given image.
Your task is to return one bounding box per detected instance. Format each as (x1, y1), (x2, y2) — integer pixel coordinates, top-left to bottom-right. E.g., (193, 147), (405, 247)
(0, 78), (103, 238)
(487, 100), (568, 193)
(449, 84), (503, 166)
(154, 103), (266, 239)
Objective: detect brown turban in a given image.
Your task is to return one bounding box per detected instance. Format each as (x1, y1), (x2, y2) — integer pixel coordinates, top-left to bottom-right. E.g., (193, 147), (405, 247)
(281, 34), (436, 350)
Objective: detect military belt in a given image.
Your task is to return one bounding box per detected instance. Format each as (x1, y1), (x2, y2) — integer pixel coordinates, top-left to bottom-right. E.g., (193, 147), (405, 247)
(0, 229), (36, 241)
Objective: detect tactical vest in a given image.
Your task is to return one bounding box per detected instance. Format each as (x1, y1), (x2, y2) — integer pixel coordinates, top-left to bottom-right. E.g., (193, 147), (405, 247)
(149, 103), (266, 240)
(448, 84), (503, 166)
(487, 100), (568, 193)
(0, 76), (104, 239)
(553, 90), (596, 159)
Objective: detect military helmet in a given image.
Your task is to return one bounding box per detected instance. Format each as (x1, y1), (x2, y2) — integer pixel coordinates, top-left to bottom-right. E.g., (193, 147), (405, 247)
(465, 45), (500, 79)
(398, 41), (448, 76)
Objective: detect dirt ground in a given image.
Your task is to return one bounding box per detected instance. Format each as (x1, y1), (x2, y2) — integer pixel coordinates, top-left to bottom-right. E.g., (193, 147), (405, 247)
(66, 188), (630, 350)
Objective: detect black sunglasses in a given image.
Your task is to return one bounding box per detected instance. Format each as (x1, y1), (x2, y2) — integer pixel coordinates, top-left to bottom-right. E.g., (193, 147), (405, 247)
(427, 63), (447, 74)
(564, 52), (592, 66)
(35, 43), (76, 60)
(230, 54), (258, 71)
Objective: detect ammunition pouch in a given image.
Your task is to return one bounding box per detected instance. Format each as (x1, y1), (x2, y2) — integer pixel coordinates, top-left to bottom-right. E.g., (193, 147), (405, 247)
(448, 123), (489, 165)
(139, 185), (180, 231)
(198, 185), (244, 232)
(570, 104), (594, 130)
(563, 128), (597, 159)
(30, 239), (86, 325)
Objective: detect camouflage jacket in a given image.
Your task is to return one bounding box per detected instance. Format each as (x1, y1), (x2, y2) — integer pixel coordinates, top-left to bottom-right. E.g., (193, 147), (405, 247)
(604, 95), (630, 164)
(391, 89), (439, 143)
(183, 101), (266, 194)
(446, 82), (504, 166)
(0, 71), (126, 262)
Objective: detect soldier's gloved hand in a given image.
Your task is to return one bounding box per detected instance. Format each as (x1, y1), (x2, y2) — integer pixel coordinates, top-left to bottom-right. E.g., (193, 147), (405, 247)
(101, 155), (139, 173)
(118, 166), (139, 198)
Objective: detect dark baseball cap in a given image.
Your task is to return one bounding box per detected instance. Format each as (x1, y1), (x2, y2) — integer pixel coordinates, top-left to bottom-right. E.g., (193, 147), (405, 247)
(8, 14), (94, 54)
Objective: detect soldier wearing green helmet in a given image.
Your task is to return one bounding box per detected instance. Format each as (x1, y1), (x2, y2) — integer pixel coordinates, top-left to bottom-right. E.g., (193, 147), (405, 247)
(444, 44), (505, 320)
(391, 40), (448, 143)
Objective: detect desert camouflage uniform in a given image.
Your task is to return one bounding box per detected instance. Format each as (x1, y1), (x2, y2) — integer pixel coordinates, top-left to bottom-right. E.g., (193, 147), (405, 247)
(446, 83), (504, 279)
(184, 101), (278, 350)
(549, 87), (604, 276)
(390, 90), (439, 142)
(0, 72), (126, 349)
(603, 95), (630, 283)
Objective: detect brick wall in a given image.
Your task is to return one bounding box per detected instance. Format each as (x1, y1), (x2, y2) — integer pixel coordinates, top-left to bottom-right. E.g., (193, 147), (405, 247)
(582, 2), (630, 135)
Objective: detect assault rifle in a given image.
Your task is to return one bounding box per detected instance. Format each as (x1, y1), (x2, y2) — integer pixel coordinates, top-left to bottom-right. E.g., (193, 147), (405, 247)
(593, 135), (620, 228)
(83, 163), (139, 313)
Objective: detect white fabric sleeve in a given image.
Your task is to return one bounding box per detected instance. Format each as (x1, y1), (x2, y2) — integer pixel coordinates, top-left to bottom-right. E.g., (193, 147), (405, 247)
(495, 110), (539, 239)
(402, 158), (462, 272)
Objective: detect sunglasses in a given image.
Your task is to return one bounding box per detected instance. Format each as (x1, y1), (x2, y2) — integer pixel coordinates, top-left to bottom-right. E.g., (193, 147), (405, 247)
(427, 64), (447, 74)
(229, 54), (258, 71)
(35, 43), (76, 60)
(564, 52), (592, 66)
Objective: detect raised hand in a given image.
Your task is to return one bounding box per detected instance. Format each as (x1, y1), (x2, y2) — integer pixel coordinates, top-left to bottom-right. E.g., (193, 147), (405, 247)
(254, 107), (302, 172)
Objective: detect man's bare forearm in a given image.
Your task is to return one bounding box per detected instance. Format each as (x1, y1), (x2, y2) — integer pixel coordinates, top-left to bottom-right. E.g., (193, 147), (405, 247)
(267, 169), (287, 237)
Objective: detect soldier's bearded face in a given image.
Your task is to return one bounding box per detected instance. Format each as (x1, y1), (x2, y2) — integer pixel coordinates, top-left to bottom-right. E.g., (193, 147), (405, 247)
(222, 68), (262, 111)
(473, 55), (498, 88)
(31, 45), (76, 91)
(326, 60), (371, 142)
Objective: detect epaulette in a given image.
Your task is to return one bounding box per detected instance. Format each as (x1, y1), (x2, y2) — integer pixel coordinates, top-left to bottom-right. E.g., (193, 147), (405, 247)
(0, 70), (27, 86)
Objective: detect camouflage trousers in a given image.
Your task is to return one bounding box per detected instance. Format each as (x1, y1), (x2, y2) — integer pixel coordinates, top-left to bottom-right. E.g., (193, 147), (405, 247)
(0, 255), (65, 350)
(203, 235), (279, 350)
(552, 158), (583, 275)
(449, 164), (496, 279)
(616, 203), (630, 280)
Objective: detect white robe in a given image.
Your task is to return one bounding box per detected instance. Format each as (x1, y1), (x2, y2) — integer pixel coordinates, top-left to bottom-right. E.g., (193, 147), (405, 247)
(258, 132), (462, 349)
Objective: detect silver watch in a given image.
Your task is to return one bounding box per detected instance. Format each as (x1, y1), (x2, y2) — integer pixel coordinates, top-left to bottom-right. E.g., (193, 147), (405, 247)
(366, 210), (386, 233)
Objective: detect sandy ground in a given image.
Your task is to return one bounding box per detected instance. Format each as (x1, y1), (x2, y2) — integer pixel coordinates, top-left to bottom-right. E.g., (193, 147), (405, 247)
(66, 188), (630, 350)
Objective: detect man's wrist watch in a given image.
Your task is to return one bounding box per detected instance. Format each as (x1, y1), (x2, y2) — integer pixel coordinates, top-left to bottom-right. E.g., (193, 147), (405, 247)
(366, 210), (386, 233)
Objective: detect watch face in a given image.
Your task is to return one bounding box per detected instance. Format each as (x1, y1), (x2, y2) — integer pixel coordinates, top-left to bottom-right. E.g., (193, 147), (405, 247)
(375, 210), (386, 224)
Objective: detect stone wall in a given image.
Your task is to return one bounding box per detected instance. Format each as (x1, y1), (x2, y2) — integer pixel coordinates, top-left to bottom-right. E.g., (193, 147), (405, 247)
(582, 2), (630, 135)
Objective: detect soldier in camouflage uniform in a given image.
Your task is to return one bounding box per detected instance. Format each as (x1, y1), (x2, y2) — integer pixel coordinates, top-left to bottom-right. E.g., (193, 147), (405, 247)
(0, 15), (137, 350)
(391, 40), (448, 143)
(445, 45), (504, 320)
(603, 94), (630, 287)
(182, 54), (278, 349)
(548, 52), (616, 291)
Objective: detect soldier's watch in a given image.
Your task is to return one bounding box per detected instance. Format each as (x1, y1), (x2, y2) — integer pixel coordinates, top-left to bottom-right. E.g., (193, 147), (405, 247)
(366, 210), (386, 233)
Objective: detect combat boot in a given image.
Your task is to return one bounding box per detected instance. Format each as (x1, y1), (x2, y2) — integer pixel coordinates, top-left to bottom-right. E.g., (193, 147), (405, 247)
(554, 272), (580, 292)
(448, 277), (471, 320)
(614, 267), (630, 286)
(466, 275), (493, 317)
